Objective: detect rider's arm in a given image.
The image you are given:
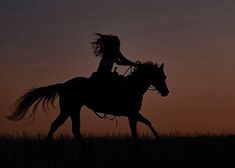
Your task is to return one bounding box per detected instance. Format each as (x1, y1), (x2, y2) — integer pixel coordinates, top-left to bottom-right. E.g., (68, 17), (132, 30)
(115, 51), (136, 66)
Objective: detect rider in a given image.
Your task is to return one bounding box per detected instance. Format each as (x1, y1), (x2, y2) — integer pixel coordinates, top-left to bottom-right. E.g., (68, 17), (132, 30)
(91, 33), (136, 80)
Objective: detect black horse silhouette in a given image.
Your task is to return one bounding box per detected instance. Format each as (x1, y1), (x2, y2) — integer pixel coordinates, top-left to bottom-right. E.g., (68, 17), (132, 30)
(8, 62), (169, 142)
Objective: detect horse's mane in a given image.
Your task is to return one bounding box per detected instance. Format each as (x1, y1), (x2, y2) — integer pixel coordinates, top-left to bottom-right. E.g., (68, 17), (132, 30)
(130, 61), (158, 77)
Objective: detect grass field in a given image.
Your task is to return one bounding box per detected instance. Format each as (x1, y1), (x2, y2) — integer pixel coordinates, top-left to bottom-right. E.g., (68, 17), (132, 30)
(1, 134), (235, 168)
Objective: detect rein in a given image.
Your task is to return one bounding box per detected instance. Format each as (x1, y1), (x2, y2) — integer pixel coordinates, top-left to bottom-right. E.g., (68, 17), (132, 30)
(123, 63), (159, 93)
(94, 111), (119, 126)
(148, 86), (158, 92)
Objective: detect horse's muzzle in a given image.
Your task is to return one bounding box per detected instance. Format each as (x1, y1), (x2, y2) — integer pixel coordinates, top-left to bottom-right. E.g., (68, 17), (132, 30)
(160, 90), (169, 97)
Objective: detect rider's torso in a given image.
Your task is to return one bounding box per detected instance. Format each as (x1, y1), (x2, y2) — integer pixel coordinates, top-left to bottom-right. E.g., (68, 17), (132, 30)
(97, 56), (115, 73)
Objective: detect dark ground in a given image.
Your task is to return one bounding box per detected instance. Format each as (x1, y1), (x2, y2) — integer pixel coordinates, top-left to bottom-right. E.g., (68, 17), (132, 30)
(1, 134), (235, 168)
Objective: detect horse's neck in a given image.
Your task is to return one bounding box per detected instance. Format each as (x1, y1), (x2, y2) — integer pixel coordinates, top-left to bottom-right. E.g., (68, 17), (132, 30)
(128, 75), (151, 95)
(139, 82), (151, 94)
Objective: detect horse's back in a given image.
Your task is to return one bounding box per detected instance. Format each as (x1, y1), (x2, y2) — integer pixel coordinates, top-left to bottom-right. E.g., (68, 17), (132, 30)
(59, 74), (140, 115)
(64, 76), (89, 87)
(59, 77), (89, 103)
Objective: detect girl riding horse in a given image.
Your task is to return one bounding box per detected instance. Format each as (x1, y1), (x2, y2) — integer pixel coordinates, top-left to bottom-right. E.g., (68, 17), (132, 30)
(7, 34), (169, 143)
(91, 33), (137, 80)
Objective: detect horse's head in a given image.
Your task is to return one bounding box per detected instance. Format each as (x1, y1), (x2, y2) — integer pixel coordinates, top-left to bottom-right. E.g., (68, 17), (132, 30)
(132, 62), (169, 97)
(151, 63), (169, 97)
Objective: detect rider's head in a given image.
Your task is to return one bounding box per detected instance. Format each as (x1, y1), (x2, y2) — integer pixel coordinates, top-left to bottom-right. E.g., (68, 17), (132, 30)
(91, 33), (120, 57)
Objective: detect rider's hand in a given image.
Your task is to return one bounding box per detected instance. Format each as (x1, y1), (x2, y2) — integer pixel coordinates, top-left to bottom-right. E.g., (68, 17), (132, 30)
(135, 61), (141, 66)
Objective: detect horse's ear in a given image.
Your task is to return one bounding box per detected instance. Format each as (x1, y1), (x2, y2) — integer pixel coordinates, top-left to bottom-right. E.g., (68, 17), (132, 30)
(154, 63), (158, 68)
(160, 63), (164, 70)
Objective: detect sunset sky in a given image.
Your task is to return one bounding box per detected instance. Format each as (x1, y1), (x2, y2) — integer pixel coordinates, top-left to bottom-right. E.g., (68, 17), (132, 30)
(1, 0), (235, 136)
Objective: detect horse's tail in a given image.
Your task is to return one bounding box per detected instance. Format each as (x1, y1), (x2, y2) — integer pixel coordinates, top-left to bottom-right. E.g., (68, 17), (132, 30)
(7, 83), (63, 121)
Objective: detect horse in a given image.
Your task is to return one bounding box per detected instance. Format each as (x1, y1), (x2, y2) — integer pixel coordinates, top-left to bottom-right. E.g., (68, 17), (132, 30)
(7, 62), (169, 142)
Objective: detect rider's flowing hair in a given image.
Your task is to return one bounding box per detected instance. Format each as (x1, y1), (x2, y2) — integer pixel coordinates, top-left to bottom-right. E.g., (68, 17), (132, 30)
(91, 33), (121, 57)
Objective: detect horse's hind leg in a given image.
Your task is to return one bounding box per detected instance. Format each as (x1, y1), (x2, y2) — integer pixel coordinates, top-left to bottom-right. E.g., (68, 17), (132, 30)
(46, 111), (69, 142)
(137, 113), (160, 140)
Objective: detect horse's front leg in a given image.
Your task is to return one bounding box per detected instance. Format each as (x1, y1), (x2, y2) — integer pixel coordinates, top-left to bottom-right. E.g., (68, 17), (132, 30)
(137, 112), (160, 140)
(128, 114), (138, 142)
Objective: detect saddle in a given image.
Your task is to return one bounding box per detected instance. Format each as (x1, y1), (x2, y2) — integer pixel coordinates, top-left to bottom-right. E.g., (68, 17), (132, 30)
(89, 71), (126, 98)
(89, 71), (130, 115)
